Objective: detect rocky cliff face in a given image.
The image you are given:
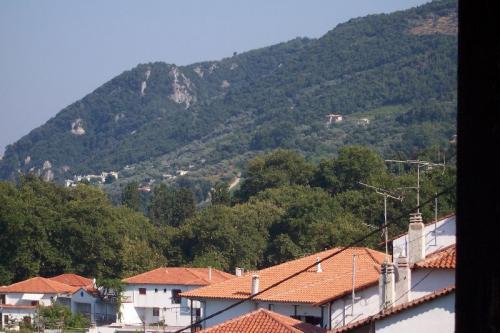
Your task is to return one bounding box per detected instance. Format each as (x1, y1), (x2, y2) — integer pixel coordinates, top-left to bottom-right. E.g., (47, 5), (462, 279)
(0, 0), (457, 183)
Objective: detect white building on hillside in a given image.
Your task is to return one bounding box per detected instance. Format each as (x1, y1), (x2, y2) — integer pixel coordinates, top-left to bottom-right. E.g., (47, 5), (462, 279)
(118, 267), (234, 329)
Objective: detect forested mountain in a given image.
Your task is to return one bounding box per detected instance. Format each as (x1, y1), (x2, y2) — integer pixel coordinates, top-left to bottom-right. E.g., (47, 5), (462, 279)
(0, 0), (457, 194)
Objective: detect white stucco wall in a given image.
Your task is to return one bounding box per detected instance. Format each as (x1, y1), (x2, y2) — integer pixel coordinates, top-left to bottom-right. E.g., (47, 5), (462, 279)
(392, 216), (455, 259)
(329, 285), (380, 329)
(4, 293), (56, 307)
(0, 307), (36, 329)
(376, 292), (454, 333)
(120, 284), (200, 327)
(71, 288), (98, 322)
(200, 298), (324, 329)
(202, 299), (255, 328)
(410, 269), (455, 299)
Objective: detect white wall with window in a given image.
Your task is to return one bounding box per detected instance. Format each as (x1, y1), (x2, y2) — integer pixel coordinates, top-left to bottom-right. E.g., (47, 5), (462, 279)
(119, 284), (201, 327)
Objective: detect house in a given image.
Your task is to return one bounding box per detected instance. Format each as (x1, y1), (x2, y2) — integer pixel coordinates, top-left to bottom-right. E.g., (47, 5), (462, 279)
(118, 267), (234, 328)
(49, 274), (117, 325)
(323, 213), (456, 332)
(326, 114), (343, 124)
(0, 275), (105, 329)
(181, 247), (386, 330)
(330, 286), (455, 333)
(199, 308), (326, 333)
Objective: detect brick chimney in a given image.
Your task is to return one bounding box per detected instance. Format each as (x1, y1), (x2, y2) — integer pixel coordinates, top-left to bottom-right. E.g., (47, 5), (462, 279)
(395, 256), (411, 305)
(379, 261), (395, 311)
(251, 275), (260, 295)
(408, 213), (425, 265)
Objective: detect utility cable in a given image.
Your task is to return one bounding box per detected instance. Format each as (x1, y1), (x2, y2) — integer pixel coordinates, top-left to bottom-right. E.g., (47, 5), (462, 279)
(174, 183), (455, 333)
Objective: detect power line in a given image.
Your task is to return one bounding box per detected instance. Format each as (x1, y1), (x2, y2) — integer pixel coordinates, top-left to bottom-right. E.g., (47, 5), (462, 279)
(175, 183), (455, 333)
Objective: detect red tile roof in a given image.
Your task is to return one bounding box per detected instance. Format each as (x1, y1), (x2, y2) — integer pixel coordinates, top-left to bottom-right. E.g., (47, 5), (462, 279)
(122, 267), (234, 286)
(182, 247), (386, 305)
(199, 308), (326, 333)
(49, 274), (93, 288)
(330, 285), (456, 333)
(413, 244), (456, 269)
(0, 277), (78, 294)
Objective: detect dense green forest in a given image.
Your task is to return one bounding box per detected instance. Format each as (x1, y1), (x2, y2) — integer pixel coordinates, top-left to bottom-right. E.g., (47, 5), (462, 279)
(0, 146), (455, 285)
(0, 0), (457, 196)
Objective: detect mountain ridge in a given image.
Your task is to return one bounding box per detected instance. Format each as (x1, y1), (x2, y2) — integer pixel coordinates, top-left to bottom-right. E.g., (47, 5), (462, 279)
(0, 0), (457, 193)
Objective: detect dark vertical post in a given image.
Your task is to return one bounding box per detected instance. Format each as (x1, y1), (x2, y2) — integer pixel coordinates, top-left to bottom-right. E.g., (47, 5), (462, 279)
(457, 0), (500, 332)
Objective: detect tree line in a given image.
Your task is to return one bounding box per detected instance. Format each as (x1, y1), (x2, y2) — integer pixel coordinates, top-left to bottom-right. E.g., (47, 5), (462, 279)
(0, 146), (455, 284)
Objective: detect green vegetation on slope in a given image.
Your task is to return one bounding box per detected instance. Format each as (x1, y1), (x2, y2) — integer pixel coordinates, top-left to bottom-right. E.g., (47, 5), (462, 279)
(0, 0), (457, 188)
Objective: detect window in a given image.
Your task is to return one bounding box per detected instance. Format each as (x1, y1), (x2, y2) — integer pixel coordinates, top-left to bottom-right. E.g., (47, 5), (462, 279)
(139, 288), (146, 295)
(304, 316), (322, 326)
(0, 294), (5, 304)
(153, 307), (159, 317)
(268, 304), (274, 311)
(31, 301), (39, 306)
(154, 288), (158, 293)
(80, 291), (84, 297)
(163, 288), (167, 293)
(171, 289), (182, 304)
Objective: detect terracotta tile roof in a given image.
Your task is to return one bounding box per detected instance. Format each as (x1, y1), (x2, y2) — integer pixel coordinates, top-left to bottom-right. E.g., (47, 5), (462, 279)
(0, 304), (38, 310)
(0, 277), (78, 294)
(182, 247), (386, 305)
(122, 267), (234, 286)
(384, 213), (455, 244)
(413, 244), (456, 269)
(49, 273), (93, 288)
(199, 308), (326, 333)
(330, 285), (456, 333)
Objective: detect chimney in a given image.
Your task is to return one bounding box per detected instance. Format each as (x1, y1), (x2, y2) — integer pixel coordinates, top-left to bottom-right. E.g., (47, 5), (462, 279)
(235, 267), (244, 277)
(316, 257), (323, 273)
(408, 213), (425, 265)
(208, 266), (212, 281)
(395, 256), (411, 305)
(379, 261), (395, 311)
(251, 275), (260, 295)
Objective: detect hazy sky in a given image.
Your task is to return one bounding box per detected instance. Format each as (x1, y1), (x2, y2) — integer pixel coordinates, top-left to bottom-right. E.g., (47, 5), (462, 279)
(0, 0), (430, 155)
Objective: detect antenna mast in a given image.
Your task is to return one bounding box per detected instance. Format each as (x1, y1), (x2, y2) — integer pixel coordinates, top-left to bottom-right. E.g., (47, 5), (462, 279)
(358, 182), (403, 259)
(385, 160), (445, 215)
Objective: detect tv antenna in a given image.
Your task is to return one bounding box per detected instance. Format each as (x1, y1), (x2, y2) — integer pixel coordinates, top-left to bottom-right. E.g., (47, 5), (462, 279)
(385, 160), (445, 216)
(358, 182), (403, 259)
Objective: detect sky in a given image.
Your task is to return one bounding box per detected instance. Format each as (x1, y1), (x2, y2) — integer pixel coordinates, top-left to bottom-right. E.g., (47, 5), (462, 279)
(0, 0), (430, 156)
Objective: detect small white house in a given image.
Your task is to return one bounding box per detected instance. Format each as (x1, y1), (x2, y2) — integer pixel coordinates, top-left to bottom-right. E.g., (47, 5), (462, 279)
(0, 275), (103, 329)
(119, 267), (234, 329)
(326, 114), (343, 124)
